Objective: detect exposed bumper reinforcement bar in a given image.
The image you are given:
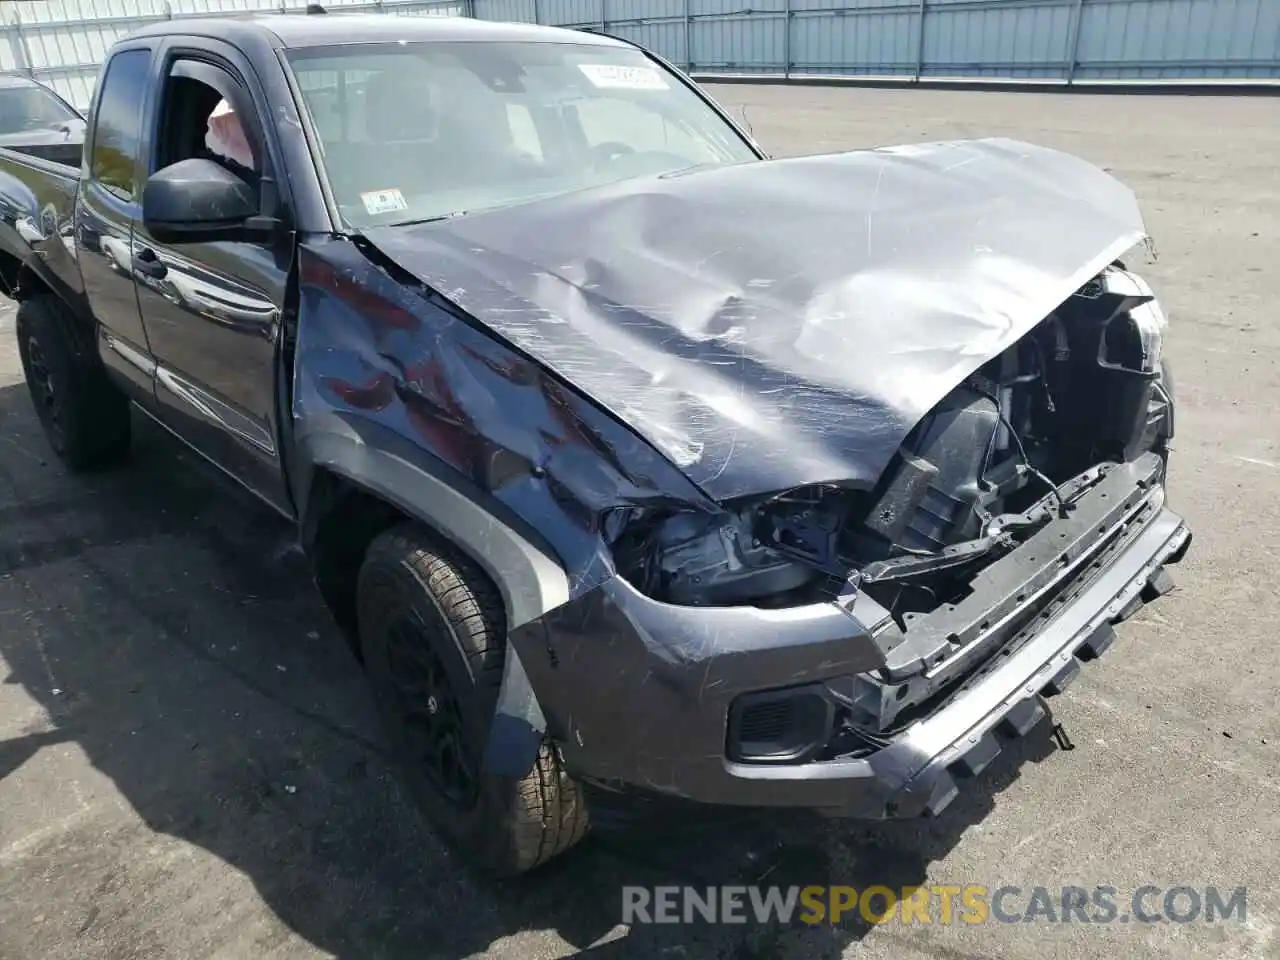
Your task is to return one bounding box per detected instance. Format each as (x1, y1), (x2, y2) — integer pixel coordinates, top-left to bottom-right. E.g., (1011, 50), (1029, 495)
(724, 499), (1189, 818)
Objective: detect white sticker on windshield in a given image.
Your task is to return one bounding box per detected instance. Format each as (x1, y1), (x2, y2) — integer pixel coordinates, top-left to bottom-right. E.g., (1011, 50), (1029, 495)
(361, 188), (408, 216)
(577, 63), (669, 90)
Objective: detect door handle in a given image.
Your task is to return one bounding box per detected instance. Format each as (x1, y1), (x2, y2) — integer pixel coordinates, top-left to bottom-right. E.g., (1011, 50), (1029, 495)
(132, 248), (168, 280)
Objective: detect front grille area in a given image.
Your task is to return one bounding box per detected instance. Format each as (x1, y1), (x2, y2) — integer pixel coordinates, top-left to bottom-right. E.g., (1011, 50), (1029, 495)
(866, 490), (1163, 739)
(948, 494), (1160, 703)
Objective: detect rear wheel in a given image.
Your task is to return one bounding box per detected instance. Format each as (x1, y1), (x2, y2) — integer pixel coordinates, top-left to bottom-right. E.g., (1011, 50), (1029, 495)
(16, 294), (130, 470)
(357, 523), (588, 876)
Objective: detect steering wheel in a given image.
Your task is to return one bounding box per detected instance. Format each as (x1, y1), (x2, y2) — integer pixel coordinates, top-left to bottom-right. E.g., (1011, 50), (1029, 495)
(589, 141), (636, 169)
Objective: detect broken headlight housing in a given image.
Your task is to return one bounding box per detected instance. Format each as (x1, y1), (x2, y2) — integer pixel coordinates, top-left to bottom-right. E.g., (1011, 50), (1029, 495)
(1097, 266), (1168, 375)
(613, 502), (825, 606)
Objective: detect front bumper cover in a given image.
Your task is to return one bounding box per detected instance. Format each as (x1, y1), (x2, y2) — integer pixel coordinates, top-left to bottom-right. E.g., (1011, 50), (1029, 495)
(509, 452), (1189, 819)
(831, 489), (1188, 819)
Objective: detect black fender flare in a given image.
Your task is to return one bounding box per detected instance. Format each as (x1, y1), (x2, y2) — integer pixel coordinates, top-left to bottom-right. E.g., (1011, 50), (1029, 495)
(295, 413), (565, 776)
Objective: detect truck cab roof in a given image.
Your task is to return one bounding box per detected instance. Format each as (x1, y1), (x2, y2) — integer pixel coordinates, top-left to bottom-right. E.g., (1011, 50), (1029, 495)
(127, 13), (627, 51)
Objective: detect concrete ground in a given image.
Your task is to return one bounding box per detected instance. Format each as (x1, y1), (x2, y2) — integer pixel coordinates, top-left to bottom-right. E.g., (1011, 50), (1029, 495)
(0, 85), (1277, 960)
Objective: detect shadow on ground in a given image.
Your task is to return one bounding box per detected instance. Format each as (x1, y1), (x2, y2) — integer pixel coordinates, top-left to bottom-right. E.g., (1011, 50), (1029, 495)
(0, 381), (1060, 959)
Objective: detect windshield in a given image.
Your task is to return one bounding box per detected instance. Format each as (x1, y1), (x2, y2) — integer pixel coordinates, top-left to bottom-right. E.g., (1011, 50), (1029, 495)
(0, 85), (81, 135)
(285, 41), (759, 228)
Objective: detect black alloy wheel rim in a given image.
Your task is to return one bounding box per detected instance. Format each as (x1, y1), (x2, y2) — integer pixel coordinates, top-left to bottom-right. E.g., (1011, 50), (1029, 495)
(384, 615), (479, 808)
(26, 335), (63, 443)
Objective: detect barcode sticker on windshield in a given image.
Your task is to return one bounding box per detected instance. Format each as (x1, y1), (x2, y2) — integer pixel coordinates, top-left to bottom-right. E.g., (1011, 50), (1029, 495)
(361, 189), (408, 215)
(577, 64), (669, 90)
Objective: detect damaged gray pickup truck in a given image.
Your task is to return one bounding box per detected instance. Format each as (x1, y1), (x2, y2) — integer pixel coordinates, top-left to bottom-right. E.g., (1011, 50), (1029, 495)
(0, 13), (1190, 876)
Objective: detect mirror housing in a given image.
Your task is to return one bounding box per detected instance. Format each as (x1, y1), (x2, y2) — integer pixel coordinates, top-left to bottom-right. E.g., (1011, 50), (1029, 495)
(142, 158), (271, 243)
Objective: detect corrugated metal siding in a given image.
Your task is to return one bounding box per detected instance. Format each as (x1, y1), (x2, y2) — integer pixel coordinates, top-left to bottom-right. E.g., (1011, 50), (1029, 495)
(472, 0), (535, 24)
(1075, 0), (1280, 79)
(2, 0), (1277, 109)
(921, 0), (1077, 79)
(0, 0), (469, 108)
(689, 0), (785, 74)
(789, 0), (920, 77)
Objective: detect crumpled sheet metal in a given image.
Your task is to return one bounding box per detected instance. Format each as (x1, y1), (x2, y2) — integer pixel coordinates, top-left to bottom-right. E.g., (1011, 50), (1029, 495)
(292, 238), (716, 601)
(364, 137), (1146, 502)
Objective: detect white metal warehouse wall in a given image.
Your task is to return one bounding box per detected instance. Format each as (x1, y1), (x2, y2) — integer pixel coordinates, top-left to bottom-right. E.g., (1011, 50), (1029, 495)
(2, 0), (1278, 110)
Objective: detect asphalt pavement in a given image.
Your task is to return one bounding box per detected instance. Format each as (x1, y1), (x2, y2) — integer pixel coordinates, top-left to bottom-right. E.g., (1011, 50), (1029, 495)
(0, 84), (1277, 959)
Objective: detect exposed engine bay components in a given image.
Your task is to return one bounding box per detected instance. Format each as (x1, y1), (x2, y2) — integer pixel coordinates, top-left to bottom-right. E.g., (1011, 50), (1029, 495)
(617, 508), (818, 607)
(615, 264), (1174, 622)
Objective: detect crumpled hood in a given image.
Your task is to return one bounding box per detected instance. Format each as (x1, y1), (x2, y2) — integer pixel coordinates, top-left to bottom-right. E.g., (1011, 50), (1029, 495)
(364, 137), (1146, 502)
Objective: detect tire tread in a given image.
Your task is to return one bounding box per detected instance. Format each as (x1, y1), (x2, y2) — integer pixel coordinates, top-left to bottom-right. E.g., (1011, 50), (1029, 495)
(16, 294), (130, 470)
(359, 523), (587, 875)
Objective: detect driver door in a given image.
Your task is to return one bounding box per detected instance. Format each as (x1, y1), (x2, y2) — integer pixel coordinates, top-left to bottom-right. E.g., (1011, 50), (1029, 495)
(132, 43), (293, 514)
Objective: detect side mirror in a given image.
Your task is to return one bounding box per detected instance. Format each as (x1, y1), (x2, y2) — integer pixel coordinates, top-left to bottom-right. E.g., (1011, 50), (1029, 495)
(142, 158), (269, 243)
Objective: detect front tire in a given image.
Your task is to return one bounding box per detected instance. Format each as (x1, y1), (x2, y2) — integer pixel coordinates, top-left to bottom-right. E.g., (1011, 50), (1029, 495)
(16, 294), (130, 470)
(357, 523), (588, 876)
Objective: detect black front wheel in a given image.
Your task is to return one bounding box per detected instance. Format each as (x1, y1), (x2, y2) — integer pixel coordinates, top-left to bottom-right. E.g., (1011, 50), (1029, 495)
(357, 523), (588, 876)
(16, 294), (130, 470)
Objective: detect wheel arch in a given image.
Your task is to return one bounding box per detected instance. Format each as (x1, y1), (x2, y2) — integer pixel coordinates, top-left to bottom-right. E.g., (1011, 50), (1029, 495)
(297, 420), (572, 640)
(0, 249), (54, 303)
(0, 248), (21, 299)
(297, 421), (564, 778)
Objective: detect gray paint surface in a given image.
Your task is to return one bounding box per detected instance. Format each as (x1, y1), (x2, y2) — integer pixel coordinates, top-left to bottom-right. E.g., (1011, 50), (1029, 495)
(368, 137), (1144, 500)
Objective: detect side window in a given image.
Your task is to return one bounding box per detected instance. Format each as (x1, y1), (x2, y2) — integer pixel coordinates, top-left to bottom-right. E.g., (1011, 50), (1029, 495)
(90, 49), (151, 201)
(155, 62), (261, 189)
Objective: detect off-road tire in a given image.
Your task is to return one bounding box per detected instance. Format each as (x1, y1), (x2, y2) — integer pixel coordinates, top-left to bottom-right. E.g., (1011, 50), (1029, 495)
(357, 522), (588, 876)
(16, 294), (130, 470)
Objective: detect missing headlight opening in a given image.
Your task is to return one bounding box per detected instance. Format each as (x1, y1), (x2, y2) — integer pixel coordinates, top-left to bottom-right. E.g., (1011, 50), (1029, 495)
(615, 264), (1175, 624)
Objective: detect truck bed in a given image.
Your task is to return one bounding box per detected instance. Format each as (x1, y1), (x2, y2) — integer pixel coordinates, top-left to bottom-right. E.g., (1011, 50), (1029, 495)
(0, 147), (83, 301)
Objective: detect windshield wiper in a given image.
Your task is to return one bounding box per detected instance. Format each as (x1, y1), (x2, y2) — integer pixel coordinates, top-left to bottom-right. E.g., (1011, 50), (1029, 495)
(392, 210), (468, 227)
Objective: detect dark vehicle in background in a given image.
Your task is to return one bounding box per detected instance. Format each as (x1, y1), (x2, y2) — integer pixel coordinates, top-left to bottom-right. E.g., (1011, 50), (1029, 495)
(0, 14), (1190, 876)
(0, 74), (85, 167)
